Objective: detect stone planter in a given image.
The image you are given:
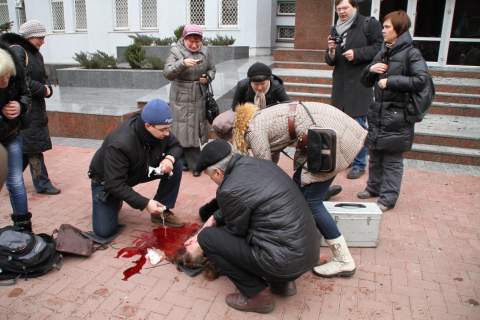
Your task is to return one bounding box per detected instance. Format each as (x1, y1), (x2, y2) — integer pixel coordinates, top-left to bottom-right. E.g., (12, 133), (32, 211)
(57, 68), (169, 89)
(117, 45), (249, 65)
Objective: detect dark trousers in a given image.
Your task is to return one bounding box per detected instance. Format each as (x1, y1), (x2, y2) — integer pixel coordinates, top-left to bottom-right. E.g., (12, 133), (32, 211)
(181, 147), (201, 171)
(366, 149), (404, 207)
(198, 227), (299, 297)
(22, 152), (54, 193)
(91, 159), (183, 238)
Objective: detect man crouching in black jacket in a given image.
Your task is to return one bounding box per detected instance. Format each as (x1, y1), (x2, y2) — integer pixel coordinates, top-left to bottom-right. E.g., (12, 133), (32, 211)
(195, 140), (320, 314)
(89, 99), (184, 239)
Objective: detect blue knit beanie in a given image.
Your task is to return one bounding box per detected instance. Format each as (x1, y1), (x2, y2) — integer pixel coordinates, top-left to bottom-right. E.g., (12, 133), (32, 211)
(141, 99), (173, 125)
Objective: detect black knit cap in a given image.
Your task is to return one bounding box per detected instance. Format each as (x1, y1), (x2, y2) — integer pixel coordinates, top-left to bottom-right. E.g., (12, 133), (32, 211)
(247, 62), (272, 78)
(195, 140), (232, 173)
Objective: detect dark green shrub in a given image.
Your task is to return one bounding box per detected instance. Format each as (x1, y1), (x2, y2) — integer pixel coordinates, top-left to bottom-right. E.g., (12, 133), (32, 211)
(153, 36), (174, 46)
(205, 33), (236, 46)
(124, 43), (145, 69)
(0, 22), (13, 33)
(173, 25), (185, 42)
(144, 56), (165, 70)
(128, 34), (155, 46)
(73, 51), (117, 69)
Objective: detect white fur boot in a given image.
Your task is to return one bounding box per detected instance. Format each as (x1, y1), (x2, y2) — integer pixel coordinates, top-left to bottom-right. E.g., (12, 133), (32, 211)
(313, 235), (356, 278)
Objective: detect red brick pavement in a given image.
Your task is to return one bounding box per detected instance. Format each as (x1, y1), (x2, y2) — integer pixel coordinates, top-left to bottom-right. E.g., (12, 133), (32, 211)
(1, 145), (479, 319)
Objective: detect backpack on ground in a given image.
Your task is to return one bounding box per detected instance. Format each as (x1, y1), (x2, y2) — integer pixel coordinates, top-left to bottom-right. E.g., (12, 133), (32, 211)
(0, 226), (63, 286)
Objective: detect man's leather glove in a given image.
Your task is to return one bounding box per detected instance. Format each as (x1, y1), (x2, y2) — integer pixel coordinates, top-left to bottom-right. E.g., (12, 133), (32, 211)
(199, 198), (219, 222)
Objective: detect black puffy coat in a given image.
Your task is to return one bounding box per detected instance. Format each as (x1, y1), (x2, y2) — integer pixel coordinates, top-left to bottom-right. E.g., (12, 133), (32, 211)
(231, 75), (290, 111)
(361, 31), (428, 153)
(89, 114), (183, 211)
(1, 33), (53, 153)
(0, 43), (31, 145)
(326, 13), (383, 118)
(213, 154), (320, 278)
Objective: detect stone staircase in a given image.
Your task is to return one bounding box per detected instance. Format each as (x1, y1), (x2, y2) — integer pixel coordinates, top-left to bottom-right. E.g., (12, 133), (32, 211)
(273, 51), (480, 166)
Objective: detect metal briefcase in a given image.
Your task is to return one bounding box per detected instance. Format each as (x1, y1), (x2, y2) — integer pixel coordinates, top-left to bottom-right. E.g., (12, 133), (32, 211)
(322, 202), (383, 247)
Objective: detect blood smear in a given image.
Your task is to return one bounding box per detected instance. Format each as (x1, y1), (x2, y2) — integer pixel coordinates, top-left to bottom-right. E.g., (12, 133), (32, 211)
(116, 222), (200, 280)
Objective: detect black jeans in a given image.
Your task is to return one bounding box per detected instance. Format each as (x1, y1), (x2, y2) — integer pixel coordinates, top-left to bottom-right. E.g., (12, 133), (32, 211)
(198, 226), (299, 298)
(22, 152), (54, 193)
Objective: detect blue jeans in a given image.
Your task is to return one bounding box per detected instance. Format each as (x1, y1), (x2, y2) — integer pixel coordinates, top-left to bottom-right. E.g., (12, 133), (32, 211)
(293, 169), (341, 240)
(352, 116), (368, 170)
(2, 136), (29, 214)
(92, 160), (183, 238)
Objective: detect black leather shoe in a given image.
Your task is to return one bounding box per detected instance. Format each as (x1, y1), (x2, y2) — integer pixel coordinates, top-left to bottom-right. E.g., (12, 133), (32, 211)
(347, 168), (365, 179)
(37, 187), (61, 195)
(183, 165), (190, 172)
(324, 185), (342, 201)
(193, 171), (201, 177)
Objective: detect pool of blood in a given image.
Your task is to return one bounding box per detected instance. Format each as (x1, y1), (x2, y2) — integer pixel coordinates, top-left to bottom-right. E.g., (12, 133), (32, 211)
(116, 222), (200, 280)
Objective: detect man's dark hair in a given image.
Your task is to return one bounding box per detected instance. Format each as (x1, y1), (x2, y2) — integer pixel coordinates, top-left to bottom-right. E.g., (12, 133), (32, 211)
(249, 75), (269, 83)
(335, 0), (358, 8)
(383, 10), (411, 35)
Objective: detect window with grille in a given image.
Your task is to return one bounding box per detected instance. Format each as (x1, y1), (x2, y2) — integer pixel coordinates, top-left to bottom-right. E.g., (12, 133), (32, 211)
(51, 0), (65, 31)
(114, 0), (128, 29)
(278, 2), (295, 15)
(17, 8), (26, 25)
(188, 0), (205, 26)
(75, 0), (87, 31)
(220, 0), (238, 27)
(278, 27), (295, 39)
(141, 0), (157, 29)
(0, 0), (10, 25)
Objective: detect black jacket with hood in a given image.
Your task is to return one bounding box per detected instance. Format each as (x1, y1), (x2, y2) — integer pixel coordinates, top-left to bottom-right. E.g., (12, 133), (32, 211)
(231, 75), (290, 111)
(361, 31), (428, 153)
(89, 114), (183, 210)
(0, 42), (31, 145)
(213, 153), (320, 278)
(1, 33), (53, 154)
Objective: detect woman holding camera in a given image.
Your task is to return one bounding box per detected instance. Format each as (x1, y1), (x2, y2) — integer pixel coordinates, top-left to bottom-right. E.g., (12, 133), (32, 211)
(359, 11), (428, 212)
(0, 44), (32, 230)
(164, 24), (216, 177)
(326, 0), (383, 180)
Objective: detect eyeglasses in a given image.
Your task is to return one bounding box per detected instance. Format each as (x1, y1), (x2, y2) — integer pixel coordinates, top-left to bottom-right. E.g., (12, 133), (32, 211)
(152, 126), (170, 133)
(336, 6), (351, 12)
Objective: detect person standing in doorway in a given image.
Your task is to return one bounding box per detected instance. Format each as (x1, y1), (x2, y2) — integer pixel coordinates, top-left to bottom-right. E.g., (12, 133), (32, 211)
(2, 20), (60, 195)
(326, 0), (383, 179)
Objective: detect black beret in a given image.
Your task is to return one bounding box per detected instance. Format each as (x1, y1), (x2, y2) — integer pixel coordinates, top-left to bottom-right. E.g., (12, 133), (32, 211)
(247, 62), (272, 78)
(195, 140), (232, 173)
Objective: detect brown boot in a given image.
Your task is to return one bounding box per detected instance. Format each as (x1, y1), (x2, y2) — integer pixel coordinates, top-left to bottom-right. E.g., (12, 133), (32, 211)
(226, 287), (275, 313)
(151, 210), (185, 227)
(269, 281), (297, 296)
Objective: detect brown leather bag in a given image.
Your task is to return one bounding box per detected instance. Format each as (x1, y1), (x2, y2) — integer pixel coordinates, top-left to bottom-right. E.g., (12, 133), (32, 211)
(53, 224), (95, 257)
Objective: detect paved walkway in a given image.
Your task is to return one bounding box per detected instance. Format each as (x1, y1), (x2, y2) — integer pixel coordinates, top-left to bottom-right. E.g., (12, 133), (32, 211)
(1, 141), (479, 319)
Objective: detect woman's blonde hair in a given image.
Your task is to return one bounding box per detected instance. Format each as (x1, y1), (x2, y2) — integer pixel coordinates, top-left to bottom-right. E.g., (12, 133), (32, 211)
(0, 49), (15, 77)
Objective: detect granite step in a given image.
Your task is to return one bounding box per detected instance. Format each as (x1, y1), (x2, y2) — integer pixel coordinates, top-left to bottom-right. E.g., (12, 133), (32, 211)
(429, 102), (480, 117)
(406, 143), (480, 166)
(275, 62), (331, 70)
(284, 83), (332, 94)
(434, 92), (480, 105)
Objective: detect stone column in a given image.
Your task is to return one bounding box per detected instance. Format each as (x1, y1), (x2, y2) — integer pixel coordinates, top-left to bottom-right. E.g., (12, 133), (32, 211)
(294, 0), (333, 50)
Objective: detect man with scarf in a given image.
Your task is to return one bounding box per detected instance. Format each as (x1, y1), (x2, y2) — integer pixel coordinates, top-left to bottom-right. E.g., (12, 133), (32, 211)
(88, 99), (184, 239)
(231, 62), (290, 111)
(326, 0), (383, 180)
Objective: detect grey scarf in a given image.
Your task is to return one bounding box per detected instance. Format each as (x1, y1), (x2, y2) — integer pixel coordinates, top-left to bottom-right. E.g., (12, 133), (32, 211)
(335, 9), (357, 36)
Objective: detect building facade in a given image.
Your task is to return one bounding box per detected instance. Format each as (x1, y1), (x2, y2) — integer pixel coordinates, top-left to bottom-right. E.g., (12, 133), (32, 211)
(0, 0), (478, 67)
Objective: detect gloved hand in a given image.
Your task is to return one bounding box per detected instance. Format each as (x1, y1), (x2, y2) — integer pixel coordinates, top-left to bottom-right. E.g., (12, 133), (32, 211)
(199, 198), (219, 222)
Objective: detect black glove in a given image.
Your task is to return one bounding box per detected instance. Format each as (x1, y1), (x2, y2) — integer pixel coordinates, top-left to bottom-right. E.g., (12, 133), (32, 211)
(199, 198), (219, 222)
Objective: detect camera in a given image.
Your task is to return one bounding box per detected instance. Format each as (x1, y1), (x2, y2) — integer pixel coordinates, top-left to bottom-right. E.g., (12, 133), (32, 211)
(195, 59), (203, 64)
(331, 36), (343, 44)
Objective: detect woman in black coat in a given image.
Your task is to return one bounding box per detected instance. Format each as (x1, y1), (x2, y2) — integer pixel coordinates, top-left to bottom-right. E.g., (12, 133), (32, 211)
(2, 20), (59, 195)
(0, 43), (33, 230)
(358, 11), (429, 212)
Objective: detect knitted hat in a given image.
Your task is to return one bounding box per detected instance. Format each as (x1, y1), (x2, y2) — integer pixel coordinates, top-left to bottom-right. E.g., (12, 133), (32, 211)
(212, 111), (236, 140)
(195, 140), (232, 173)
(183, 24), (203, 38)
(247, 62), (272, 78)
(141, 99), (173, 125)
(19, 20), (47, 39)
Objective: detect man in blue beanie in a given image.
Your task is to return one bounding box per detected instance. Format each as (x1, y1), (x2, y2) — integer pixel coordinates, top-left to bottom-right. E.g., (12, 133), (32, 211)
(88, 99), (184, 239)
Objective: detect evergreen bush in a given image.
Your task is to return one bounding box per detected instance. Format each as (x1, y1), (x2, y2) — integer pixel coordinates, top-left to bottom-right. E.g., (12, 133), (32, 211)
(144, 56), (165, 70)
(128, 34), (155, 46)
(73, 51), (117, 69)
(124, 43), (145, 69)
(173, 25), (185, 42)
(203, 33), (236, 46)
(153, 36), (174, 46)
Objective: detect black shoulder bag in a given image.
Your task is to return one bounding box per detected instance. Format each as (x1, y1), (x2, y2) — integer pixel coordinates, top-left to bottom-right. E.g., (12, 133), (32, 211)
(204, 75), (219, 125)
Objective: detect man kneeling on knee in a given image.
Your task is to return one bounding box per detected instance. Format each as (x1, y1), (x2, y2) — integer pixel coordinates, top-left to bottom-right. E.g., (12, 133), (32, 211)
(89, 99), (184, 239)
(195, 140), (320, 313)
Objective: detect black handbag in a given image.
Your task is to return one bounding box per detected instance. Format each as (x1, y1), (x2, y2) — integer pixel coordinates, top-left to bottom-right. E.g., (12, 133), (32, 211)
(204, 75), (219, 125)
(403, 47), (435, 123)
